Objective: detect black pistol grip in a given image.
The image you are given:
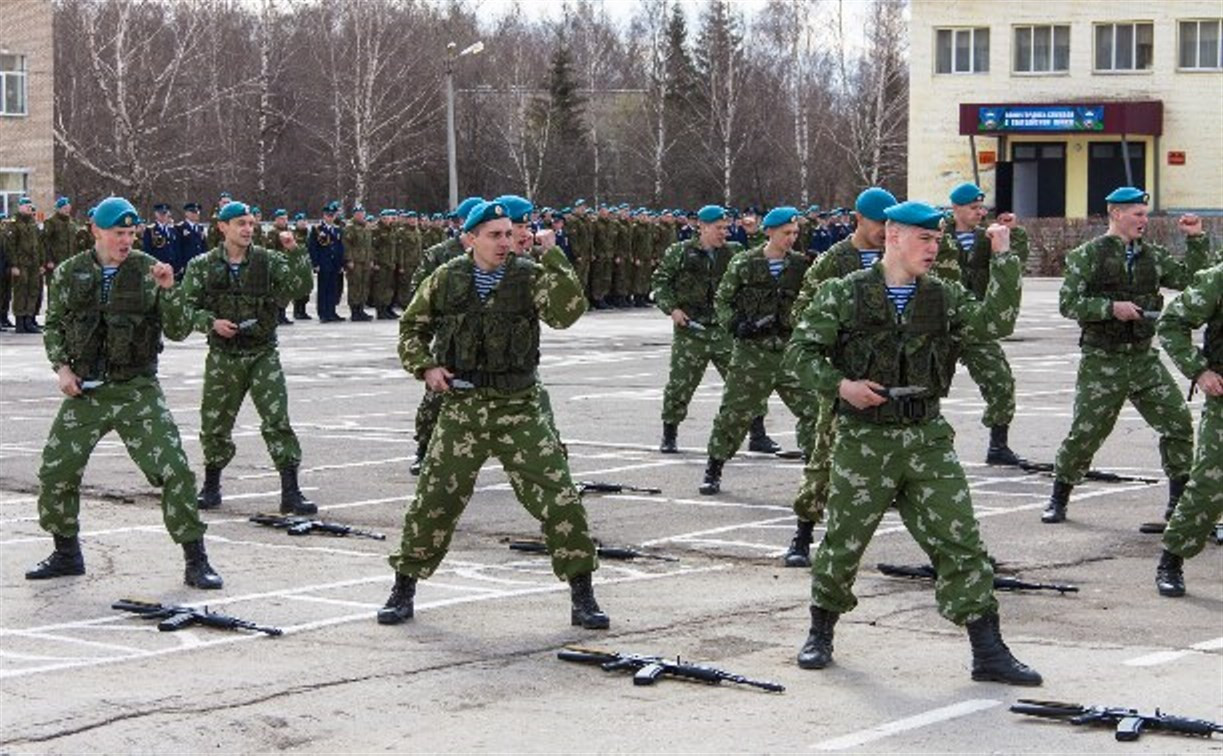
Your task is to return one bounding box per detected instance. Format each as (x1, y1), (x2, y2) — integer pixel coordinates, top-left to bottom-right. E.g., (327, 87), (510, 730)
(633, 662), (665, 686)
(156, 612), (196, 632)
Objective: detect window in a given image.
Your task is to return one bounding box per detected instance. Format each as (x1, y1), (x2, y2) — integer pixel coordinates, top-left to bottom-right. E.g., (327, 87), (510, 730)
(1180, 19), (1223, 69)
(1095, 22), (1153, 71)
(935, 27), (989, 74)
(0, 170), (29, 216)
(0, 54), (27, 116)
(1014, 25), (1070, 73)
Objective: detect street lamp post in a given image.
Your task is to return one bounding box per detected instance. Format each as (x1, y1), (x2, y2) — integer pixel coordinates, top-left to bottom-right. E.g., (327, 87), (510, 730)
(446, 40), (484, 211)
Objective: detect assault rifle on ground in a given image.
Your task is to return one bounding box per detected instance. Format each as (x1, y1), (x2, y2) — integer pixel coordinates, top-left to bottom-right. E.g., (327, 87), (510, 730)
(577, 481), (662, 496)
(877, 563), (1078, 594)
(507, 539), (677, 562)
(249, 512), (386, 540)
(1139, 520), (1223, 544)
(1010, 699), (1223, 741)
(112, 598), (282, 636)
(558, 646), (784, 692)
(871, 385), (928, 400)
(1017, 461), (1161, 484)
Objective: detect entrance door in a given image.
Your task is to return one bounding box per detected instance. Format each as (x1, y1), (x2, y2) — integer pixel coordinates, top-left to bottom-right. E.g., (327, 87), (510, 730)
(1088, 142), (1146, 216)
(1010, 142), (1066, 217)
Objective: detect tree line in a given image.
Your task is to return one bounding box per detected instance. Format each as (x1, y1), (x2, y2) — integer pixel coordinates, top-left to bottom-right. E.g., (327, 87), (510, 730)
(53, 0), (908, 215)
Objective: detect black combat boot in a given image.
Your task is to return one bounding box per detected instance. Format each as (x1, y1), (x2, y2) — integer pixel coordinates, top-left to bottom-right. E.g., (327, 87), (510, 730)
(1164, 476), (1188, 521)
(196, 466), (223, 510)
(698, 458), (724, 495)
(985, 425), (1024, 466)
(26, 316), (42, 333)
(748, 416), (781, 453)
(377, 573), (417, 624)
(409, 443), (427, 476)
(659, 423), (679, 454)
(25, 534), (85, 579)
(376, 307), (396, 320)
(1041, 480), (1073, 524)
(15, 316), (32, 334)
(294, 302), (312, 320)
(279, 465), (318, 515)
(350, 308), (372, 322)
(0, 313), (13, 328)
(797, 605), (838, 669)
(1155, 549), (1186, 597)
(591, 298), (610, 310)
(182, 540), (223, 589)
(965, 613), (1042, 686)
(569, 572), (610, 629)
(277, 309), (293, 325)
(783, 519), (815, 568)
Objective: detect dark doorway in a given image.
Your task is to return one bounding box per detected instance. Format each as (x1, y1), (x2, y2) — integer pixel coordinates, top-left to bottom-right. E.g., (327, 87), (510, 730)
(1011, 142), (1066, 217)
(1088, 142), (1146, 216)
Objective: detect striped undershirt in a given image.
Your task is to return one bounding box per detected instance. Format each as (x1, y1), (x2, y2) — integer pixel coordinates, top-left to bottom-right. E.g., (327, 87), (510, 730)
(885, 284), (917, 317)
(473, 266), (506, 301)
(101, 267), (119, 303)
(766, 258), (785, 278)
(1125, 242), (1139, 271)
(857, 249), (880, 268)
(955, 231), (975, 251)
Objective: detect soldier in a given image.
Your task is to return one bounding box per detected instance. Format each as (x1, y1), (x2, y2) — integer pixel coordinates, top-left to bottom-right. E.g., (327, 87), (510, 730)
(1042, 188), (1211, 524)
(176, 203), (208, 276)
(181, 201), (318, 516)
(609, 206), (633, 308)
(309, 201), (346, 322)
(1154, 262), (1222, 597)
(393, 210), (423, 311)
(291, 212), (312, 320)
(567, 200), (594, 300)
(809, 211), (834, 256)
(370, 209), (399, 319)
(250, 206), (267, 247)
(378, 199), (609, 630)
(0, 211), (11, 330)
(740, 209), (766, 248)
(651, 205), (777, 455)
(25, 196), (223, 590)
(697, 207), (816, 495)
(405, 196), (485, 475)
(42, 197), (77, 287)
(266, 209), (295, 325)
(779, 188), (897, 567)
(784, 200), (1040, 686)
(344, 204), (374, 321)
(8, 197), (44, 333)
(630, 209), (655, 307)
(75, 208), (96, 254)
(142, 203), (176, 270)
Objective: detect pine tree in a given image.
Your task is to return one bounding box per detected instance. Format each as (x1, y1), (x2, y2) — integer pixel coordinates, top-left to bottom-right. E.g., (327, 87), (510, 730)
(533, 34), (590, 202)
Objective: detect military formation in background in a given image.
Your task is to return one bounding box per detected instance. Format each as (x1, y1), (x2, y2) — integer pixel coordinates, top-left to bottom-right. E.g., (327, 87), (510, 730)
(10, 181), (1221, 690)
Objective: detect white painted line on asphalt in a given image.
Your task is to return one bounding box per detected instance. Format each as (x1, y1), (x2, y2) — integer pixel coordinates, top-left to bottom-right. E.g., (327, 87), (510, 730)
(280, 594), (383, 610)
(1123, 637), (1223, 666)
(2, 631), (146, 656)
(811, 699), (1002, 751)
(1193, 637), (1223, 651)
(603, 494), (793, 513)
(641, 516), (795, 547)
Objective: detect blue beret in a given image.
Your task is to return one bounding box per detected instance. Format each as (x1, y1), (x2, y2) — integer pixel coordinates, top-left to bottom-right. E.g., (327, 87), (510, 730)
(17, 196), (32, 207)
(379, 209), (397, 217)
(455, 196), (485, 220)
(250, 206), (261, 215)
(323, 201), (340, 213)
(93, 197), (140, 229)
(217, 202), (252, 222)
(1105, 186), (1149, 204)
(86, 207), (96, 219)
(406, 211), (417, 218)
(574, 198), (587, 207)
(949, 182), (985, 206)
(494, 194), (533, 223)
(697, 205), (726, 223)
(273, 208), (287, 217)
(153, 203), (170, 212)
(806, 205), (821, 215)
(55, 196), (70, 208)
(884, 201), (944, 230)
(461, 200), (507, 232)
(352, 204), (365, 213)
(293, 212), (306, 221)
(855, 187), (898, 222)
(219, 191), (232, 199)
(761, 206), (801, 230)
(184, 202), (201, 212)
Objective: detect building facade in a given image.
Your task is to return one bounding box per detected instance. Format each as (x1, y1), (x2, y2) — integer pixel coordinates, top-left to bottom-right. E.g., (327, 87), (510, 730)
(908, 0), (1223, 218)
(0, 0), (53, 216)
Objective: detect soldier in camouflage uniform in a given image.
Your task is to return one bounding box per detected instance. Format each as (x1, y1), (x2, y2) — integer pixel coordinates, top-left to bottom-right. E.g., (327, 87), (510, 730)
(378, 200), (609, 630)
(75, 211), (96, 256)
(344, 205), (374, 321)
(781, 188), (896, 568)
(265, 209), (295, 325)
(1042, 188), (1211, 525)
(652, 205), (776, 454)
(1154, 262), (1223, 597)
(370, 209), (399, 319)
(24, 196), (223, 590)
(41, 197), (77, 283)
(935, 182), (1030, 465)
(589, 206), (615, 309)
(181, 201), (318, 516)
(697, 207), (816, 496)
(8, 197), (44, 333)
(405, 196), (484, 475)
(630, 210), (655, 307)
(609, 207), (633, 308)
(290, 212), (312, 320)
(566, 201), (594, 300)
(393, 211), (423, 311)
(784, 200), (1040, 686)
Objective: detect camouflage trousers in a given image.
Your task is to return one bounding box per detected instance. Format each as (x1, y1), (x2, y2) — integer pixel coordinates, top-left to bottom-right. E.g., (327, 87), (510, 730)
(1163, 396), (1222, 559)
(708, 341), (817, 461)
(10, 266), (42, 317)
(632, 257), (652, 298)
(574, 253), (592, 297)
(394, 264), (414, 309)
(416, 382), (562, 450)
(811, 416), (998, 625)
(1053, 348), (1193, 484)
(370, 265), (396, 308)
(347, 262), (373, 309)
(960, 339), (1016, 427)
(389, 385), (598, 580)
(590, 253), (612, 301)
(792, 394), (836, 523)
(37, 376), (206, 544)
(611, 254), (632, 298)
(661, 326), (734, 425)
(200, 349), (302, 470)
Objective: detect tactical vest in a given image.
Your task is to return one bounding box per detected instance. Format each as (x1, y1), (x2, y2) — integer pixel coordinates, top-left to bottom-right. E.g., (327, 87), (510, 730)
(732, 252), (809, 338)
(673, 241), (734, 324)
(62, 253), (163, 382)
(430, 256), (540, 391)
(833, 269), (958, 424)
(201, 247), (280, 351)
(1080, 237), (1162, 350)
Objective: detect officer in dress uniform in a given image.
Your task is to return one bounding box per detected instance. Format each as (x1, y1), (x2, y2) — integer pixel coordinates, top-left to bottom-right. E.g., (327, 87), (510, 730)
(175, 203), (208, 280)
(309, 201), (346, 322)
(143, 203), (176, 269)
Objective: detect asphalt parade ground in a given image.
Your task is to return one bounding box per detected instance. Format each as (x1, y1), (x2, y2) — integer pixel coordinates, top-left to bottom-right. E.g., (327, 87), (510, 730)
(0, 278), (1219, 753)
